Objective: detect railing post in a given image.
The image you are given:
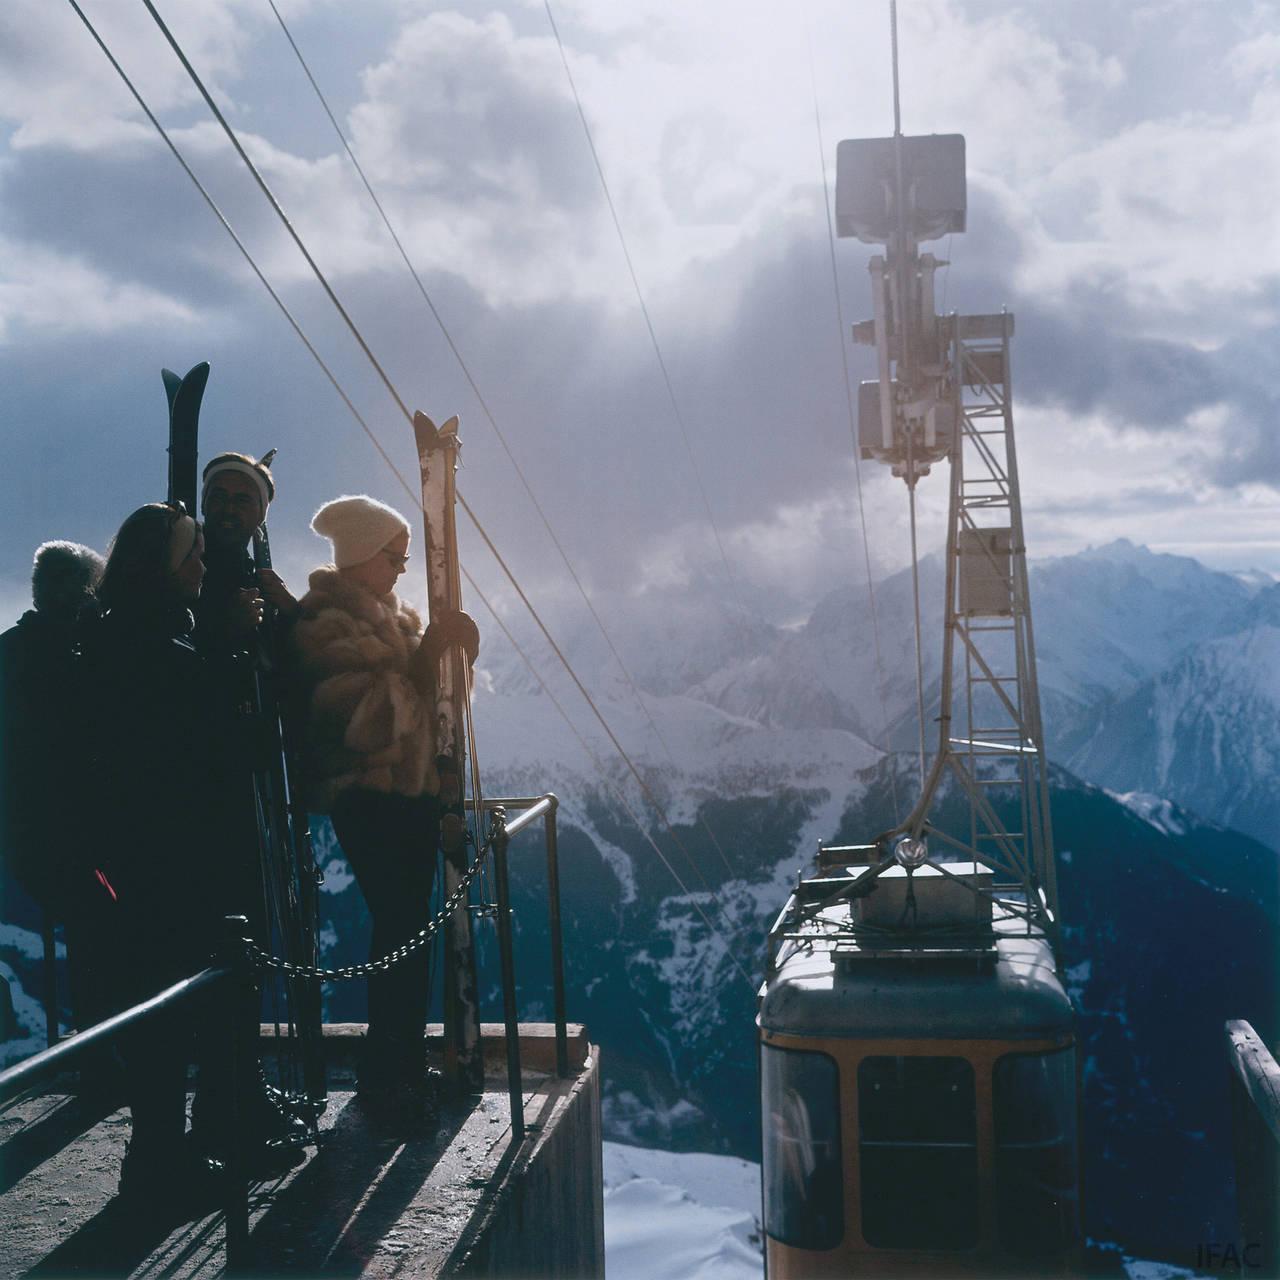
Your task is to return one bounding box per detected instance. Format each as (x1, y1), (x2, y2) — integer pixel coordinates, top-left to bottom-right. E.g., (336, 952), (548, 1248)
(216, 914), (255, 1273)
(543, 796), (569, 1078)
(490, 809), (525, 1141)
(41, 911), (58, 1049)
(1227, 1020), (1280, 1276)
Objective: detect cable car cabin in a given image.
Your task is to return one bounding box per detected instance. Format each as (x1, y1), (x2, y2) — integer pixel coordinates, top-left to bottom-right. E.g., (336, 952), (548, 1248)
(758, 856), (1078, 1277)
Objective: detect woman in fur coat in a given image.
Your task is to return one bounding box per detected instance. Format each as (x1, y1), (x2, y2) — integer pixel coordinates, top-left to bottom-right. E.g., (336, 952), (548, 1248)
(293, 495), (478, 1112)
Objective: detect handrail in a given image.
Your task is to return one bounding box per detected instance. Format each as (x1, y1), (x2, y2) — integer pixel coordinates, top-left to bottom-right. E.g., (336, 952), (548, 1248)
(13, 789), (574, 1267)
(465, 792), (569, 1138)
(1227, 1020), (1280, 1145)
(502, 794), (556, 840)
(1226, 1020), (1280, 1274)
(2, 918), (255, 1271)
(0, 965), (230, 1109)
(467, 792), (568, 1080)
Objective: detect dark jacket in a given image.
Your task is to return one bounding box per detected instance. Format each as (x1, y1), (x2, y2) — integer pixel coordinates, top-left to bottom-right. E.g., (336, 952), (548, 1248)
(0, 610), (87, 910)
(81, 603), (237, 954)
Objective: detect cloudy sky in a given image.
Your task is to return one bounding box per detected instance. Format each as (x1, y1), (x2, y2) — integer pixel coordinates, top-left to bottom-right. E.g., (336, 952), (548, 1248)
(2, 0), (1277, 642)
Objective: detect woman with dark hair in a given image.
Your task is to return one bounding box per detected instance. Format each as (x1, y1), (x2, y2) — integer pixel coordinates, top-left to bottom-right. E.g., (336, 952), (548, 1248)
(86, 504), (305, 1204)
(81, 502), (231, 1201)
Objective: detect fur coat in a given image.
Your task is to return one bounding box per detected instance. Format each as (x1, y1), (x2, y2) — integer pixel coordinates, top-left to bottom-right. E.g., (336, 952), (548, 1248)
(292, 567), (439, 812)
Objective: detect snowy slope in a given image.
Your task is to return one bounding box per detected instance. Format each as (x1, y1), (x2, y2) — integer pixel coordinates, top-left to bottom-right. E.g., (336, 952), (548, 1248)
(1032, 539), (1254, 714)
(604, 1143), (762, 1280)
(1065, 625), (1280, 849)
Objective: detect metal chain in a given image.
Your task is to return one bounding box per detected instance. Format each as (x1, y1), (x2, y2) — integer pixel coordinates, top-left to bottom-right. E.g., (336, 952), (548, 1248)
(252, 835), (491, 981)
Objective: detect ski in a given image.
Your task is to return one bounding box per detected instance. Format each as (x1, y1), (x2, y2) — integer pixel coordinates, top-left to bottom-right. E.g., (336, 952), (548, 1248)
(412, 410), (483, 1093)
(251, 517), (327, 1113)
(163, 361), (209, 511)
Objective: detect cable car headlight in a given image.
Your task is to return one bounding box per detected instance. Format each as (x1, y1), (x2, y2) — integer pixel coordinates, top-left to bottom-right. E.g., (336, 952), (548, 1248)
(892, 835), (928, 869)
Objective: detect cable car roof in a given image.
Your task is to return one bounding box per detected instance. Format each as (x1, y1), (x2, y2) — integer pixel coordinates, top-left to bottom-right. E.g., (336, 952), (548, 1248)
(759, 926), (1072, 1041)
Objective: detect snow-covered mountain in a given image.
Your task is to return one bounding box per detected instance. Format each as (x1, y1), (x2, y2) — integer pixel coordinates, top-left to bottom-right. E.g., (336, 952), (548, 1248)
(2, 537), (1276, 1266)
(471, 539), (1277, 865)
(1063, 624), (1280, 849)
(1031, 539), (1256, 719)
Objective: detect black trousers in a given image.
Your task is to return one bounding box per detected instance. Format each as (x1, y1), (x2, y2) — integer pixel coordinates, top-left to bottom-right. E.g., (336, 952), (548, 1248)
(93, 912), (209, 1157)
(331, 788), (440, 1064)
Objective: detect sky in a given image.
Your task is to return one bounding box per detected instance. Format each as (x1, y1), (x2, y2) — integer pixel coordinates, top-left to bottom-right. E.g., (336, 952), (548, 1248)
(2, 0), (1278, 640)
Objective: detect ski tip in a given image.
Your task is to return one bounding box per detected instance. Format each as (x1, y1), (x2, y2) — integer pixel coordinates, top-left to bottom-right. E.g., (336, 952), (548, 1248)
(260, 447), (278, 468)
(413, 410), (461, 452)
(162, 368), (182, 413)
(181, 361), (211, 394)
(412, 410), (438, 450)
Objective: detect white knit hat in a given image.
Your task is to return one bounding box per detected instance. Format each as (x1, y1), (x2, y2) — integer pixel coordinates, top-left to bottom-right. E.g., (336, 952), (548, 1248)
(311, 495), (411, 568)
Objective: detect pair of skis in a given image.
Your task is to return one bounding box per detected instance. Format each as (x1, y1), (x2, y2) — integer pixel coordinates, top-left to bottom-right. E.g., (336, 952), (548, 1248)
(412, 412), (483, 1093)
(163, 363), (325, 1111)
(166, 366), (485, 1097)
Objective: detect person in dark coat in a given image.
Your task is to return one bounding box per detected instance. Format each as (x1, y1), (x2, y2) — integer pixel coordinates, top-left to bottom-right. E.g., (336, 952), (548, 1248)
(0, 541), (104, 905)
(0, 541), (107, 1032)
(194, 452), (296, 938)
(84, 500), (306, 1200)
(192, 452), (316, 1145)
(81, 503), (228, 1201)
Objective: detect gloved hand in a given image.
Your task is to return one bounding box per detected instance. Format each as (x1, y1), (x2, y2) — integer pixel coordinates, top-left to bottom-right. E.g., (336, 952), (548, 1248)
(409, 609), (479, 695)
(422, 609), (480, 666)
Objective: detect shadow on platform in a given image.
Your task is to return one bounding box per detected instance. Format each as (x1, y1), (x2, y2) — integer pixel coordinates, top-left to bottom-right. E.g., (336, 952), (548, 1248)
(244, 1095), (470, 1273)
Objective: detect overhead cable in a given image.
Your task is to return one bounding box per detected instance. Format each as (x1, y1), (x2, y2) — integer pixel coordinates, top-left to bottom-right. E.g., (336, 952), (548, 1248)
(264, 0), (742, 889)
(138, 0), (735, 920)
(542, 0), (742, 606)
(806, 27), (902, 820)
(79, 0), (752, 983)
(462, 567), (754, 995)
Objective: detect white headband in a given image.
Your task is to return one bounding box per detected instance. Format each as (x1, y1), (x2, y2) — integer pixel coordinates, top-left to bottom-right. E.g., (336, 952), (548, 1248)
(201, 460), (271, 512)
(168, 515), (199, 572)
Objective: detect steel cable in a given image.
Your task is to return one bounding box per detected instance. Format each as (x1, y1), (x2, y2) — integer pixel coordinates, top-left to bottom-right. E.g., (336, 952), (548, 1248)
(74, 0), (756, 986)
(542, 0), (742, 609)
(805, 22), (903, 821)
(264, 0), (743, 892)
(144, 0), (750, 963)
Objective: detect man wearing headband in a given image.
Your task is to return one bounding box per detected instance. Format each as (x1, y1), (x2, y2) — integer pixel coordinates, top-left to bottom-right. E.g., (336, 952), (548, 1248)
(197, 451), (296, 648)
(189, 453), (310, 1163)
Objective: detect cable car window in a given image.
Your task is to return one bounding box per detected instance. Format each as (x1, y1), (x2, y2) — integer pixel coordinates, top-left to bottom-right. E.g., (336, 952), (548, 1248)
(994, 1048), (1079, 1256)
(859, 1056), (978, 1249)
(761, 1043), (843, 1250)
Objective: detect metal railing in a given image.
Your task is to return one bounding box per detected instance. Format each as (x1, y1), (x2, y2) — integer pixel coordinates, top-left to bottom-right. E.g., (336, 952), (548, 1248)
(481, 793), (568, 1142)
(1226, 1019), (1280, 1276)
(9, 792), (569, 1267)
(0, 915), (257, 1270)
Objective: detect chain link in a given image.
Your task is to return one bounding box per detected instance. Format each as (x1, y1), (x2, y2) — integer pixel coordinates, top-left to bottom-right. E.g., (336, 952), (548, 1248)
(252, 837), (491, 982)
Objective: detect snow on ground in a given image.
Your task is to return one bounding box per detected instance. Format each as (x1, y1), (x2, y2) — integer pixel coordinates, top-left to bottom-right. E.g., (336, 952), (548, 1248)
(0, 962), (51, 1067)
(1108, 790), (1189, 837)
(1122, 1257), (1204, 1279)
(603, 1142), (763, 1279)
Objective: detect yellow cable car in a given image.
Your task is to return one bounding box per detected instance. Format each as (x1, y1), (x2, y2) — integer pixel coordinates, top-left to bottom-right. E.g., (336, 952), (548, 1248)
(759, 857), (1078, 1277)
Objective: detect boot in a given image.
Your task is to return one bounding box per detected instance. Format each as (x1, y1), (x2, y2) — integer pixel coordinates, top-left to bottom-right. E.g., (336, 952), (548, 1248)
(355, 1033), (436, 1131)
(191, 1069), (310, 1176)
(119, 1137), (224, 1212)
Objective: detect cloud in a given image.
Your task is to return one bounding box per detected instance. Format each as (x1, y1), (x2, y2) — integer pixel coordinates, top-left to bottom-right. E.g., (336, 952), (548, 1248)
(0, 237), (197, 341)
(0, 0), (288, 151)
(0, 0), (1278, 630)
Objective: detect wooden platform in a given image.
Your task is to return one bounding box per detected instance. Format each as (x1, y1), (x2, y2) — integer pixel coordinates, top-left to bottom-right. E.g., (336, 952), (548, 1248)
(0, 1025), (603, 1278)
